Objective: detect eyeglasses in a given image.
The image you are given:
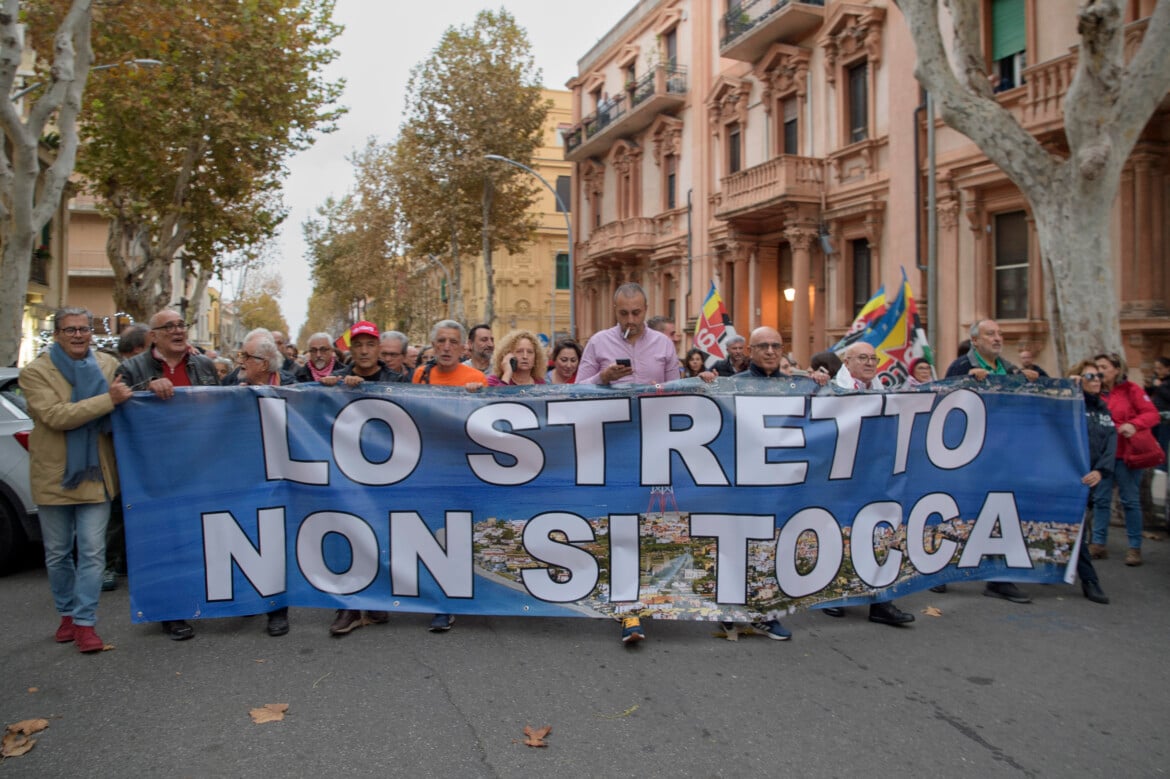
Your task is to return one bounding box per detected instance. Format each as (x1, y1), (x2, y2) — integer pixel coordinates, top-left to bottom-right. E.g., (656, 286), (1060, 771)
(1081, 372), (1102, 381)
(382, 351), (403, 357)
(56, 326), (93, 336)
(750, 342), (783, 352)
(307, 346), (332, 354)
(152, 321), (189, 333)
(239, 352), (266, 362)
(849, 355), (879, 364)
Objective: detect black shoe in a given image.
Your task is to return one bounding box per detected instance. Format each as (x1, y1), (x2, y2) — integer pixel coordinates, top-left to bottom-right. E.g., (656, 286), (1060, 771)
(1081, 580), (1109, 604)
(929, 584), (947, 593)
(161, 620), (194, 641)
(868, 601), (915, 626)
(101, 568), (118, 592)
(267, 608), (289, 637)
(822, 607), (845, 618)
(365, 610), (390, 624)
(984, 581), (1032, 604)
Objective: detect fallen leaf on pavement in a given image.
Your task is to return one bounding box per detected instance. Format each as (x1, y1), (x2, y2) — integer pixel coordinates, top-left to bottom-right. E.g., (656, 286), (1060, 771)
(2, 720), (49, 759)
(101, 644), (115, 652)
(27, 688), (37, 694)
(249, 703), (289, 724)
(522, 725), (551, 747)
(1, 732), (36, 758)
(6, 720), (49, 736)
(922, 606), (943, 617)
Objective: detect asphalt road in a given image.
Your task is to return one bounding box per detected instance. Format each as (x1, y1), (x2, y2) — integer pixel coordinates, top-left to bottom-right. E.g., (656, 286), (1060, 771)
(1, 533), (1166, 778)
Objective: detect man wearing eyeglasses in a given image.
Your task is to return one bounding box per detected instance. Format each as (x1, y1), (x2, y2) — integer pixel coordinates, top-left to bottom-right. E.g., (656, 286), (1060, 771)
(834, 342), (884, 390)
(823, 340), (916, 626)
(294, 332), (345, 383)
(115, 309), (220, 398)
(114, 308), (220, 641)
(20, 307), (132, 653)
(379, 331), (411, 378)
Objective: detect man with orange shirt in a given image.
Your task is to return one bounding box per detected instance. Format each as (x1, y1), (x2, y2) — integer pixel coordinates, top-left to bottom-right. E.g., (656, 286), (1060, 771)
(413, 319), (484, 632)
(413, 319), (486, 389)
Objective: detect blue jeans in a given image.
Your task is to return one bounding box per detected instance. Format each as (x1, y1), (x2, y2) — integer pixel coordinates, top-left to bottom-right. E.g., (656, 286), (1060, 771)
(38, 501), (110, 627)
(1091, 462), (1144, 549)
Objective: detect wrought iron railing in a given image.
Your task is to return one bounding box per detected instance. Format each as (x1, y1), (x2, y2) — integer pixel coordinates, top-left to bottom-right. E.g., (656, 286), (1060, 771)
(721, 0), (825, 49)
(631, 63), (687, 108)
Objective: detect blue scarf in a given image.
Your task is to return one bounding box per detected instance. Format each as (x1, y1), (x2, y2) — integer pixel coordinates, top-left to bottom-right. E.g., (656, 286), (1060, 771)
(48, 342), (110, 489)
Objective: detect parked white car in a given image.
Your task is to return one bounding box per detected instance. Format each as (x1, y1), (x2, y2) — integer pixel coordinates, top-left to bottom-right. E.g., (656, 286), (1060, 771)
(0, 369), (40, 574)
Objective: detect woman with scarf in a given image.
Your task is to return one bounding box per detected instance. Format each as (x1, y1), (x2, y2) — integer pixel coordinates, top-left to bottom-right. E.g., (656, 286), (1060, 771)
(20, 307), (132, 653)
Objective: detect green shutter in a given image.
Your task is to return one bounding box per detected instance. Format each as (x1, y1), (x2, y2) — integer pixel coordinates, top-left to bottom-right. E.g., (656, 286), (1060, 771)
(992, 0), (1026, 61)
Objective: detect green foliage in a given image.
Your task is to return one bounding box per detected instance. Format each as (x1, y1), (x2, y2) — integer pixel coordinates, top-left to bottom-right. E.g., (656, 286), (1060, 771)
(73, 0), (345, 318)
(395, 9), (549, 298)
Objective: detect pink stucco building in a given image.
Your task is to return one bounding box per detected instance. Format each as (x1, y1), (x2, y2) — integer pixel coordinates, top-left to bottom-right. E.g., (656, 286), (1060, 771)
(563, 0), (1167, 375)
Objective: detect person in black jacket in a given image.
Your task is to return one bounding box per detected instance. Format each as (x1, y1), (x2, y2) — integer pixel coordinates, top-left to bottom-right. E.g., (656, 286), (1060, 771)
(114, 309), (221, 642)
(1072, 360), (1115, 603)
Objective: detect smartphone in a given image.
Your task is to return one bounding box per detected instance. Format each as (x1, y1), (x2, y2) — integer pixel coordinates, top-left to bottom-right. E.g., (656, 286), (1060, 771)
(509, 357), (519, 371)
(616, 358), (631, 367)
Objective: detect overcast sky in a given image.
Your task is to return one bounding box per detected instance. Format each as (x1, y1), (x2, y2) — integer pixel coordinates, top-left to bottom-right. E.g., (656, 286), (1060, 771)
(270, 0), (636, 337)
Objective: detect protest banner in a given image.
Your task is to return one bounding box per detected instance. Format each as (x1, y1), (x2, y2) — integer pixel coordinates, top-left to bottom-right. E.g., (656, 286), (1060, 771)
(112, 378), (1088, 624)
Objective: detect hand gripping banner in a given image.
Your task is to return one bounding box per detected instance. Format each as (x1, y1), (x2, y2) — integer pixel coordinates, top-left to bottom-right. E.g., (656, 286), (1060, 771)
(111, 378), (1089, 624)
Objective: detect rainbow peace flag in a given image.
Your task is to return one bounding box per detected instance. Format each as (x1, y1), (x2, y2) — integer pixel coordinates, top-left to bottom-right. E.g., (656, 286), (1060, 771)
(832, 268), (933, 386)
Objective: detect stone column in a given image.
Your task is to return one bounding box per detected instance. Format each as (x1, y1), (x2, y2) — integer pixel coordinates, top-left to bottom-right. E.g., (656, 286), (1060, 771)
(785, 227), (815, 366)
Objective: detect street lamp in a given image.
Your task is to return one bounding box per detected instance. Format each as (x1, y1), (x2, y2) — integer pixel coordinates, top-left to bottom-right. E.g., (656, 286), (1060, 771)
(484, 153), (574, 340)
(11, 58), (163, 101)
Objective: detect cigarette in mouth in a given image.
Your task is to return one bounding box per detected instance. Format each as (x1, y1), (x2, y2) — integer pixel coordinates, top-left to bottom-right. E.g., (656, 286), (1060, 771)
(623, 327), (631, 339)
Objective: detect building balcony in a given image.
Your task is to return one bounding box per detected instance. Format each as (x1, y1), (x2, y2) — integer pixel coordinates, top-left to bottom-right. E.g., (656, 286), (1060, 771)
(581, 216), (657, 263)
(720, 0), (826, 63)
(564, 65), (688, 162)
(714, 155), (825, 224)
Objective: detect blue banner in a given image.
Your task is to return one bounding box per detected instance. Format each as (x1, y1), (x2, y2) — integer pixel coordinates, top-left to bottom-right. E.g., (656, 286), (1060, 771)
(111, 378), (1089, 623)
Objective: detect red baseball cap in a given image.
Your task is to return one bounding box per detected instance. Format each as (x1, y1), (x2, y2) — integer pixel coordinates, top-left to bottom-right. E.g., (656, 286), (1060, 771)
(351, 320), (379, 339)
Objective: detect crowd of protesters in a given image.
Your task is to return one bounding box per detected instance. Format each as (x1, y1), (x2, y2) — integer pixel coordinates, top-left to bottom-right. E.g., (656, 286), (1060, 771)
(18, 290), (1167, 654)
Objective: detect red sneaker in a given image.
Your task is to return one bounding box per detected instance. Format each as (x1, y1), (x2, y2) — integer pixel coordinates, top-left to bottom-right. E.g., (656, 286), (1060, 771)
(55, 616), (75, 643)
(73, 625), (104, 653)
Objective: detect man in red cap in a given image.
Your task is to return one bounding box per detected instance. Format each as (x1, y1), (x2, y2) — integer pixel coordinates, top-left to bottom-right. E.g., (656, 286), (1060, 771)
(323, 320), (409, 388)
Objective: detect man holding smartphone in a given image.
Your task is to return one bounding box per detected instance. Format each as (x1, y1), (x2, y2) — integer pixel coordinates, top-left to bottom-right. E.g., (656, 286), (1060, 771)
(576, 283), (682, 389)
(576, 283), (682, 646)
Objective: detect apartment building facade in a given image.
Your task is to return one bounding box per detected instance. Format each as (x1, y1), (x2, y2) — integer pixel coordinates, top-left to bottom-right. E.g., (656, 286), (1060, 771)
(456, 88), (574, 344)
(563, 0), (1168, 373)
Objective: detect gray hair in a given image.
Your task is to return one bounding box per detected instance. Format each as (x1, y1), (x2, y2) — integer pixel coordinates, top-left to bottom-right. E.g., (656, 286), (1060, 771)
(613, 282), (647, 305)
(646, 315), (673, 333)
(117, 323), (150, 355)
(308, 331), (333, 345)
(430, 319), (466, 343)
(243, 331), (283, 373)
(969, 319), (995, 339)
(380, 330), (408, 350)
(54, 306), (93, 330)
(725, 334), (746, 347)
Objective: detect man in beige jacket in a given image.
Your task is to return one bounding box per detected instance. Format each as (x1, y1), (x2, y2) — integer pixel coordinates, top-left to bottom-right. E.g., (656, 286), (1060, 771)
(20, 307), (131, 653)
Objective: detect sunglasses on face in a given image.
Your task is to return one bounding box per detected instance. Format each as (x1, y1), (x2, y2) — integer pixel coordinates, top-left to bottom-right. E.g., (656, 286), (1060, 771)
(1081, 373), (1102, 381)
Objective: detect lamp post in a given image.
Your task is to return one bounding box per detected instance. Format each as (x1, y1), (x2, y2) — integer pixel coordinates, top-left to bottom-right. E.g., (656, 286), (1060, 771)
(484, 153), (574, 340)
(11, 58), (163, 102)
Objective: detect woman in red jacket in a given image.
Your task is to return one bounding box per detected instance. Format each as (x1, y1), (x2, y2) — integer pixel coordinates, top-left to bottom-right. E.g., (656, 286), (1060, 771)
(1091, 352), (1162, 566)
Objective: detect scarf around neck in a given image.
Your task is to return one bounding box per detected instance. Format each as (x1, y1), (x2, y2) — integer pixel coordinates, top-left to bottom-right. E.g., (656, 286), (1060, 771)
(48, 342), (110, 489)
